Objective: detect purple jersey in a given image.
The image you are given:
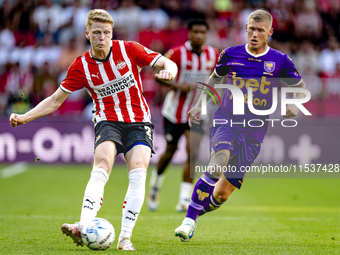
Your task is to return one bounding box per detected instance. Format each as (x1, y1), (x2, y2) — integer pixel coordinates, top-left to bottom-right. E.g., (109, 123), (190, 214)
(214, 44), (302, 143)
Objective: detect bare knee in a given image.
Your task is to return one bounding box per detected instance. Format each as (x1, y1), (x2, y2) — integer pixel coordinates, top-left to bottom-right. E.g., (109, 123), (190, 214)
(213, 191), (230, 203)
(130, 159), (149, 170)
(213, 179), (236, 203)
(93, 157), (112, 175)
(125, 145), (152, 171)
(93, 141), (116, 175)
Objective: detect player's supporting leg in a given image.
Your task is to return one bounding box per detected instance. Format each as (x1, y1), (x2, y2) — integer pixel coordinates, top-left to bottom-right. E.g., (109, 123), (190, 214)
(199, 178), (236, 216)
(147, 143), (177, 211)
(61, 141), (115, 246)
(187, 149), (230, 220)
(175, 149), (230, 241)
(117, 144), (151, 250)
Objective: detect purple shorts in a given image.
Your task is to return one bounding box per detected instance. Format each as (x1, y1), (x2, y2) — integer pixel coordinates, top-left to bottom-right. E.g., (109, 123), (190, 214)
(209, 124), (261, 189)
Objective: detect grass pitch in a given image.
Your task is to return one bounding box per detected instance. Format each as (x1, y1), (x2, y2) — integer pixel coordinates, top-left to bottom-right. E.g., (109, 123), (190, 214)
(0, 164), (340, 254)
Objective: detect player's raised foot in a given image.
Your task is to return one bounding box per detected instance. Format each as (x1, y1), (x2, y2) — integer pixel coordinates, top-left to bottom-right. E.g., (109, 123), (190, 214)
(175, 200), (189, 212)
(117, 237), (136, 250)
(61, 222), (84, 246)
(175, 217), (198, 242)
(147, 187), (160, 211)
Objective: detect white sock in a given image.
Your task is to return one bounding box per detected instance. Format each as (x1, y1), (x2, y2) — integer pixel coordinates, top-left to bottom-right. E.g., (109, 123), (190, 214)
(179, 182), (192, 204)
(149, 169), (165, 190)
(120, 168), (146, 238)
(80, 168), (109, 223)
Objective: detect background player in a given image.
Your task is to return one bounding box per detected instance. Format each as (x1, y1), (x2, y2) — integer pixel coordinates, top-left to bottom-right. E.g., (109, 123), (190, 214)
(9, 9), (177, 250)
(174, 10), (307, 241)
(147, 19), (219, 212)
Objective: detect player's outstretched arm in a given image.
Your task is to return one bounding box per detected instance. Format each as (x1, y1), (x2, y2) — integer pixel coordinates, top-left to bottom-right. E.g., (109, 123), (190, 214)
(283, 81), (307, 118)
(153, 56), (178, 81)
(9, 88), (69, 127)
(188, 72), (224, 127)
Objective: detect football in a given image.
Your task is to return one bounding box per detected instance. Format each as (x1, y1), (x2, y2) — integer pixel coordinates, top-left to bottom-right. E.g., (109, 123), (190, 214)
(81, 218), (115, 250)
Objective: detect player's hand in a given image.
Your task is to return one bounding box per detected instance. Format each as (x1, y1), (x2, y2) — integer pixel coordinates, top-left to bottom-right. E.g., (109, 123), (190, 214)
(9, 113), (26, 127)
(188, 107), (201, 127)
(155, 70), (175, 81)
(283, 104), (298, 118)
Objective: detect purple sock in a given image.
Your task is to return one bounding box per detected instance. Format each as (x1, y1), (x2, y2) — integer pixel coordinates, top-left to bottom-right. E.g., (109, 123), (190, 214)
(186, 175), (216, 220)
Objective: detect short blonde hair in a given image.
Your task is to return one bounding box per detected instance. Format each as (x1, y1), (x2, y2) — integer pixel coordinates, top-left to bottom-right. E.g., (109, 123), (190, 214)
(248, 10), (273, 28)
(86, 9), (114, 30)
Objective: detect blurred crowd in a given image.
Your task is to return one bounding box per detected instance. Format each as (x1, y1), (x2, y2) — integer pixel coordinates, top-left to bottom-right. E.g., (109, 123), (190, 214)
(1, 0), (340, 118)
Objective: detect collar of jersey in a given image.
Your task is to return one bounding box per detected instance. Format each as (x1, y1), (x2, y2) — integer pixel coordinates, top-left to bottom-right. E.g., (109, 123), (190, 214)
(89, 46), (112, 63)
(185, 40), (206, 52)
(245, 44), (270, 58)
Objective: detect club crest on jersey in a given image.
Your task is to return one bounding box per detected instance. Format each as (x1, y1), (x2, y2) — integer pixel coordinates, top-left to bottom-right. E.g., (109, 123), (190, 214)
(264, 61), (275, 72)
(117, 61), (126, 70)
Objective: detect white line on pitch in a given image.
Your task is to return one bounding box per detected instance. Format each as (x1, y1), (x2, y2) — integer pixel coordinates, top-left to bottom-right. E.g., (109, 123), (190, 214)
(0, 162), (28, 179)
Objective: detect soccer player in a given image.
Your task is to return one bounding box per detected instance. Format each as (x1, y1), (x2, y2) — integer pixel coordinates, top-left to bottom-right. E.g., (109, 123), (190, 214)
(9, 9), (177, 250)
(147, 19), (219, 212)
(174, 10), (307, 241)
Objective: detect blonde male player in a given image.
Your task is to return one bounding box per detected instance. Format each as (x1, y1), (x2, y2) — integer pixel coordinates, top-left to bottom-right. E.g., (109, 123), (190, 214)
(10, 9), (177, 250)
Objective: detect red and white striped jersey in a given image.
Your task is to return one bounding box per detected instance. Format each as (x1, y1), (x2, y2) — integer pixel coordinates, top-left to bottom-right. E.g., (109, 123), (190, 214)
(60, 40), (161, 124)
(161, 41), (219, 124)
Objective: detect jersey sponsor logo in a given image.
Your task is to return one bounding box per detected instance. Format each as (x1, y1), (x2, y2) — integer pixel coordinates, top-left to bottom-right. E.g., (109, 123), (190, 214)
(264, 61), (275, 73)
(206, 84), (312, 117)
(116, 61), (127, 70)
(91, 72), (100, 79)
(248, 58), (262, 62)
(231, 72), (271, 94)
(197, 189), (209, 201)
(97, 73), (135, 97)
